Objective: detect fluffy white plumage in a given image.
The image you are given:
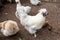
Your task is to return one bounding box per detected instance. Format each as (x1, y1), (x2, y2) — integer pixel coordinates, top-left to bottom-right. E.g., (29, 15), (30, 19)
(15, 2), (31, 19)
(15, 0), (48, 37)
(15, 3), (48, 37)
(30, 0), (41, 5)
(16, 3), (31, 13)
(0, 20), (19, 36)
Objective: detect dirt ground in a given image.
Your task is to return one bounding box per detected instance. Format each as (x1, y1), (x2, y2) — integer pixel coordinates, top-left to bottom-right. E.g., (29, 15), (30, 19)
(0, 0), (60, 40)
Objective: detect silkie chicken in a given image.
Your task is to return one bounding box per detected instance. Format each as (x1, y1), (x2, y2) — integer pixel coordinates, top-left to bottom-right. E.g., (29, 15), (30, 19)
(15, 0), (31, 19)
(0, 20), (19, 36)
(15, 0), (48, 38)
(30, 0), (41, 5)
(15, 5), (48, 37)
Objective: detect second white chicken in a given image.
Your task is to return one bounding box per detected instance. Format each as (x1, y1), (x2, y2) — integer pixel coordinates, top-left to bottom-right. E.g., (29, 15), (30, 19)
(30, 0), (41, 5)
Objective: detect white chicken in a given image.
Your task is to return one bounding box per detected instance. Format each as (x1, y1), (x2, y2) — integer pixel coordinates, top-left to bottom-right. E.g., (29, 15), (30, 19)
(0, 20), (19, 36)
(30, 0), (41, 5)
(15, 0), (31, 19)
(15, 3), (48, 37)
(15, 0), (48, 37)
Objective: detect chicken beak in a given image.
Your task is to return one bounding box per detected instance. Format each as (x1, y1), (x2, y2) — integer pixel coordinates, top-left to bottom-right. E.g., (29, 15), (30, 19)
(43, 12), (48, 16)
